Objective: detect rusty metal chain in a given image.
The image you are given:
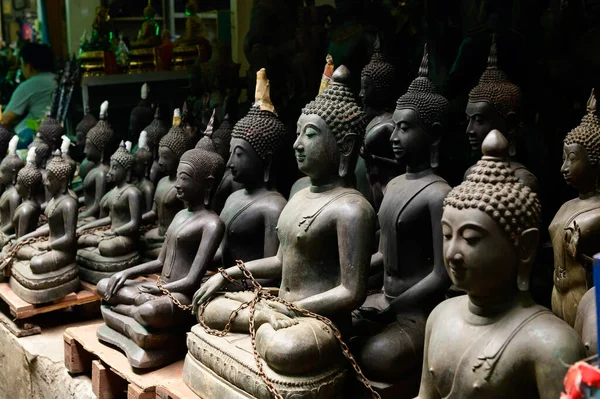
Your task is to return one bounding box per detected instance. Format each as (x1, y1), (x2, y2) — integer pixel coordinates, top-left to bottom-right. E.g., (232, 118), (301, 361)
(138, 224), (157, 235)
(0, 236), (49, 271)
(155, 278), (193, 311)
(76, 225), (111, 238)
(197, 260), (381, 399)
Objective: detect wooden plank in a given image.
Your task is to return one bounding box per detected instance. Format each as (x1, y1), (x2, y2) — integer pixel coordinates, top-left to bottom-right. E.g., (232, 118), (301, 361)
(64, 331), (94, 374)
(15, 287), (100, 319)
(92, 360), (127, 399)
(0, 282), (34, 316)
(0, 307), (40, 337)
(80, 280), (99, 294)
(156, 379), (201, 399)
(66, 324), (184, 391)
(128, 383), (155, 399)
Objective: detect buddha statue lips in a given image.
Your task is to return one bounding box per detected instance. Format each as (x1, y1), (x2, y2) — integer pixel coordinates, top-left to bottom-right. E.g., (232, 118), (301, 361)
(76, 142), (144, 284)
(95, 148), (226, 369)
(550, 89), (600, 327)
(414, 130), (586, 399)
(8, 151), (80, 304)
(183, 65), (375, 399)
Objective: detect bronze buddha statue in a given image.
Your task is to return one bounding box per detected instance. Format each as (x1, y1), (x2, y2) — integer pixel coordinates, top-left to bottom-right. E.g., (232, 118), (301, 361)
(77, 142), (143, 284)
(173, 0), (206, 48)
(8, 151), (80, 304)
(550, 89), (600, 327)
(37, 113), (65, 153)
(0, 136), (25, 245)
(95, 147), (226, 368)
(464, 38), (537, 191)
(79, 101), (116, 223)
(352, 45), (451, 389)
(415, 130), (585, 399)
(132, 131), (155, 214)
(0, 147), (42, 248)
(144, 106), (169, 185)
(128, 83), (153, 142)
(356, 35), (403, 212)
(130, 1), (161, 49)
(183, 65), (376, 398)
(75, 104), (98, 169)
(142, 109), (194, 260)
(212, 69), (288, 273)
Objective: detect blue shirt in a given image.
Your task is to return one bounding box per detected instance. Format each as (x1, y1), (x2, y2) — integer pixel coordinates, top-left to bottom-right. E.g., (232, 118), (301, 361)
(5, 72), (56, 147)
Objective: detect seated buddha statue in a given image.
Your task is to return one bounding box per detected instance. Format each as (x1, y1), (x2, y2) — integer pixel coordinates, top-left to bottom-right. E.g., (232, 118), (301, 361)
(144, 106), (168, 185)
(184, 65), (376, 398)
(415, 130), (586, 399)
(79, 101), (115, 223)
(357, 36), (404, 212)
(76, 142), (143, 284)
(131, 131), (155, 214)
(8, 151), (80, 304)
(352, 45), (452, 390)
(0, 136), (25, 245)
(142, 109), (194, 260)
(464, 38), (537, 191)
(173, 0), (206, 47)
(75, 104), (98, 167)
(130, 1), (161, 49)
(128, 84), (153, 142)
(10, 148), (43, 241)
(0, 108), (12, 162)
(550, 89), (600, 327)
(95, 147), (226, 368)
(212, 69), (288, 273)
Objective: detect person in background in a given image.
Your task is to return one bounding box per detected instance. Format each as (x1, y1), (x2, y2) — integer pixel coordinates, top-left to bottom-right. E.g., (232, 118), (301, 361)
(2, 42), (55, 148)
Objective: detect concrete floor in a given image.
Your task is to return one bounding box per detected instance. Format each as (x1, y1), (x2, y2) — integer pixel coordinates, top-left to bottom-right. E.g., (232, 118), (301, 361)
(0, 305), (99, 399)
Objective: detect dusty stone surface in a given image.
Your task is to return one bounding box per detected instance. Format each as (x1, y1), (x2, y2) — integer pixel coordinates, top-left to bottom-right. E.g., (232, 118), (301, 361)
(0, 311), (98, 399)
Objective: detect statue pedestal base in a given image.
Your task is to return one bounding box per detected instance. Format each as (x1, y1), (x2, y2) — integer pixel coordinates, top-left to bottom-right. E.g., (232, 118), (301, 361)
(183, 325), (347, 399)
(10, 261), (80, 304)
(76, 249), (141, 284)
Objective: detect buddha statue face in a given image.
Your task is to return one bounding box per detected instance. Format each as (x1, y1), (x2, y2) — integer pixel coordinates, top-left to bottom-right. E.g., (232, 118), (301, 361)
(295, 114), (340, 181)
(359, 36), (397, 119)
(175, 162), (200, 202)
(465, 101), (511, 151)
(0, 163), (14, 185)
(15, 181), (29, 199)
(561, 143), (598, 190)
(44, 170), (63, 196)
(359, 75), (377, 115)
(106, 160), (127, 184)
(158, 146), (178, 175)
(390, 108), (436, 165)
(176, 148), (225, 205)
(212, 137), (229, 160)
(84, 140), (102, 163)
(228, 138), (264, 185)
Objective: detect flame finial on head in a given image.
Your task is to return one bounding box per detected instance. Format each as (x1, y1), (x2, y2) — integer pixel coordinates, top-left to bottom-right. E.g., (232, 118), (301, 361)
(141, 83), (149, 100)
(8, 135), (18, 156)
(26, 147), (36, 165)
(587, 88), (597, 114)
(125, 141), (132, 152)
(100, 101), (109, 119)
(481, 129), (510, 159)
(487, 35), (498, 70)
(204, 109), (216, 138)
(254, 69), (275, 114)
(139, 131), (149, 150)
(172, 108), (181, 126)
(418, 43), (429, 78)
(60, 135), (71, 155)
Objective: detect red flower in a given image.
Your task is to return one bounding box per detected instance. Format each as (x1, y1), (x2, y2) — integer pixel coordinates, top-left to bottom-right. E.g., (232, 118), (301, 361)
(562, 361), (600, 399)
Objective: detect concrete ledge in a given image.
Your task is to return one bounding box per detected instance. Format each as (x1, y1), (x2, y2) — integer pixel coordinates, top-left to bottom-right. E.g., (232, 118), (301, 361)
(0, 310), (97, 399)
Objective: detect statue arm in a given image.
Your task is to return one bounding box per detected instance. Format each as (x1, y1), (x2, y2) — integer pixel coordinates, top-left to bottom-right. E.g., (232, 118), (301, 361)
(162, 219), (225, 293)
(79, 174), (106, 217)
(387, 186), (451, 315)
(13, 207), (31, 238)
(113, 189), (142, 236)
(141, 200), (157, 224)
(262, 201), (285, 257)
(0, 193), (20, 233)
(77, 216), (111, 234)
(17, 223), (50, 242)
(49, 200), (78, 250)
(414, 307), (441, 399)
(295, 201), (375, 317)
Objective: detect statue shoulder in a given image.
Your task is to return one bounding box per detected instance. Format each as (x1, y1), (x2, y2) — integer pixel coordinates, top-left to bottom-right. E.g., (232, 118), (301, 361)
(333, 189), (376, 222)
(427, 296), (465, 329)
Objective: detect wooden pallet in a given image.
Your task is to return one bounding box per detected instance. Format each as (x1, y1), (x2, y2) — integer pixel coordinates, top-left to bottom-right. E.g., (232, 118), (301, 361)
(0, 280), (100, 319)
(64, 323), (200, 399)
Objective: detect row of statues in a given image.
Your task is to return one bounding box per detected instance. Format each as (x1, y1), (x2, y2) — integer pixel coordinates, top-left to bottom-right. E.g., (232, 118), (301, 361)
(0, 34), (597, 399)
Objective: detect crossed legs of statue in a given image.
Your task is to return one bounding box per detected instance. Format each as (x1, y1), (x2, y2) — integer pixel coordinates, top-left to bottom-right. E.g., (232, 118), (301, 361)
(96, 279), (191, 329)
(78, 231), (136, 257)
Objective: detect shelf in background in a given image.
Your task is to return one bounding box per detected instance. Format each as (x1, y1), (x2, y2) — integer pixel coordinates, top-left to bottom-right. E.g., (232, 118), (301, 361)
(173, 12), (218, 19)
(112, 16), (164, 22)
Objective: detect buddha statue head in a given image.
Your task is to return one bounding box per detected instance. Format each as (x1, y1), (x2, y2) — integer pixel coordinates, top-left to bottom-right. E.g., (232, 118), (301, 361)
(561, 89), (600, 195)
(177, 147), (226, 207)
(195, 110), (217, 153)
(185, 0), (199, 16)
(229, 69), (287, 186)
(45, 150), (71, 196)
(360, 35), (398, 118)
(466, 37), (521, 154)
(85, 101), (115, 163)
(16, 147), (42, 201)
(133, 131), (153, 180)
(76, 104), (98, 148)
(144, 106), (168, 155)
(443, 130), (541, 295)
(0, 136), (25, 186)
(129, 83), (154, 141)
(107, 141), (134, 185)
(181, 102), (199, 142)
(392, 44), (448, 170)
(38, 113), (65, 151)
(0, 107), (13, 158)
(61, 135), (77, 183)
(297, 65), (367, 182)
(144, 0), (156, 20)
(31, 133), (50, 168)
(158, 109), (194, 176)
(212, 114), (234, 161)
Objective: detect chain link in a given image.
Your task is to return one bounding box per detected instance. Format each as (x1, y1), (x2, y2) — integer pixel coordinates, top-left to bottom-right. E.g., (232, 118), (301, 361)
(196, 260), (381, 399)
(0, 236), (49, 271)
(155, 278), (193, 311)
